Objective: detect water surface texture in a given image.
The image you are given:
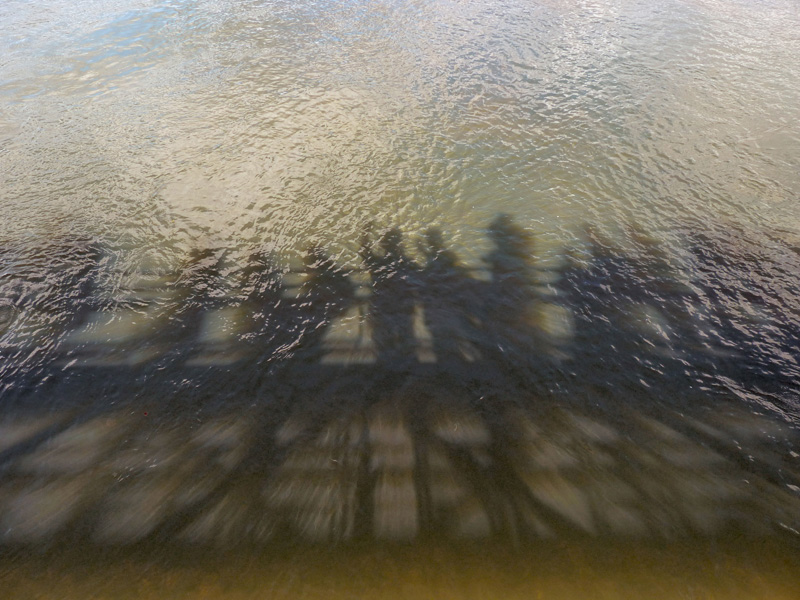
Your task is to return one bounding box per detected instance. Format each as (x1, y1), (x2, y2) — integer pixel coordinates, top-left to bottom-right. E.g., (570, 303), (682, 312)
(1, 0), (800, 597)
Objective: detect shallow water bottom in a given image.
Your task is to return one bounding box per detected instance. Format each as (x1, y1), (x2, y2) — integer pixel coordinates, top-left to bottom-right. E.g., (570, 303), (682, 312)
(2, 538), (799, 599)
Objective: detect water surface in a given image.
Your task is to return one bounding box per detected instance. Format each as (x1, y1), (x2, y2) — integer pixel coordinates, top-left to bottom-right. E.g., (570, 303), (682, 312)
(1, 0), (800, 597)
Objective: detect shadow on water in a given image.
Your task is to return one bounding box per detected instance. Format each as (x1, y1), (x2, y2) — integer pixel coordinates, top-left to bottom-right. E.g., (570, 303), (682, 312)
(417, 227), (483, 370)
(0, 215), (799, 550)
(360, 227), (419, 369)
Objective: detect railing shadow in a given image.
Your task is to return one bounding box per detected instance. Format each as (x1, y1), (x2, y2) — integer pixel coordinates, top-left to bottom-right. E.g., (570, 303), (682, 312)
(0, 215), (799, 547)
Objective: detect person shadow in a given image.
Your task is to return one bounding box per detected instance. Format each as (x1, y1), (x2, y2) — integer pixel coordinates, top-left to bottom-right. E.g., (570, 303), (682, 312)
(478, 214), (541, 375)
(163, 247), (229, 367)
(416, 228), (483, 370)
(292, 244), (356, 365)
(360, 228), (419, 370)
(237, 248), (289, 367)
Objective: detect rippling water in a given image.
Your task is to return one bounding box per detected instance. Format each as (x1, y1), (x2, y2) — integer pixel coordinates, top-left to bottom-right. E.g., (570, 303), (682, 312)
(1, 0), (800, 597)
(3, 0), (799, 253)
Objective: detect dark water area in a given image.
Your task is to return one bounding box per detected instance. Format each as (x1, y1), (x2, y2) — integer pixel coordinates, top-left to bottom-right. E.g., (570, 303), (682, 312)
(2, 215), (800, 417)
(1, 217), (799, 554)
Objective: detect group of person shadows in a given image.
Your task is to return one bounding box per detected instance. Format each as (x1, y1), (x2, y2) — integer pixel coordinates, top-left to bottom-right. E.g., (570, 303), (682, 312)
(168, 214), (538, 378)
(2, 213), (799, 403)
(0, 216), (542, 392)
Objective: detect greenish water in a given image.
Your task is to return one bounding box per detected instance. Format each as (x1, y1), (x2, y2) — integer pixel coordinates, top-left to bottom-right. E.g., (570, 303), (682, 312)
(1, 0), (800, 597)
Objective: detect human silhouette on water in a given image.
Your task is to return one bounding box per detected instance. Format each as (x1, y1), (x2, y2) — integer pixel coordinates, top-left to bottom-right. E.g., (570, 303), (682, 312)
(480, 214), (539, 368)
(237, 248), (289, 362)
(418, 228), (481, 365)
(293, 244), (355, 362)
(360, 227), (419, 368)
(167, 247), (228, 359)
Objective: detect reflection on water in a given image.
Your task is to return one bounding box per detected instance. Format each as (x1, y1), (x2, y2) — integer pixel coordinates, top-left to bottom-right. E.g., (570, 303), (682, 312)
(2, 0), (800, 596)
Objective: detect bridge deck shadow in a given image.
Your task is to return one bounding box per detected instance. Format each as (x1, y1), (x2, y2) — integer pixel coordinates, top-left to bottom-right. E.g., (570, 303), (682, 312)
(0, 361), (798, 549)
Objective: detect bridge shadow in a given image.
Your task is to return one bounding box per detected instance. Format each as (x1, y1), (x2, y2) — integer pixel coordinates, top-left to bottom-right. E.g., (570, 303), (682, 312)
(0, 216), (799, 547)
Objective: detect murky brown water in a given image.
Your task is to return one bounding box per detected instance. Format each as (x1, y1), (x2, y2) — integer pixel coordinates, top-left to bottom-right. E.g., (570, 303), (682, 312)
(3, 540), (800, 599)
(1, 0), (800, 597)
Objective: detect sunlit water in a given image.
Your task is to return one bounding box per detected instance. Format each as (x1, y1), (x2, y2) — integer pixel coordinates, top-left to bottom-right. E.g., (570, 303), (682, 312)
(1, 0), (800, 597)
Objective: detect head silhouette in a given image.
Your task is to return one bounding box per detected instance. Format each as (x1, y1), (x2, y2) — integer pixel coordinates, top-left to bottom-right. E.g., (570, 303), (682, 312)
(380, 228), (404, 257)
(487, 214), (534, 266)
(489, 214), (530, 246)
(425, 228), (444, 254)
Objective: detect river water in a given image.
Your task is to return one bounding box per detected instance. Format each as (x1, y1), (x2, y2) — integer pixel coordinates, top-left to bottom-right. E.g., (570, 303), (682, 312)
(1, 0), (800, 597)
